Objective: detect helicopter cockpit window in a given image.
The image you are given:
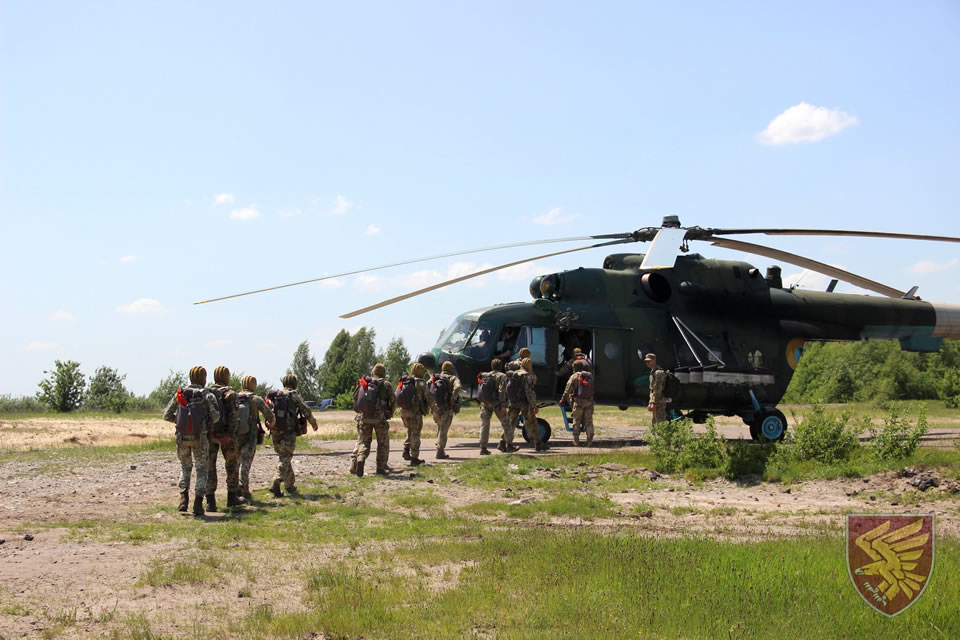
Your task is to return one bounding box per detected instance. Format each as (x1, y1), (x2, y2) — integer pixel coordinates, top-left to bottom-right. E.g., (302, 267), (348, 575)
(463, 322), (496, 360)
(513, 326), (547, 365)
(436, 317), (478, 353)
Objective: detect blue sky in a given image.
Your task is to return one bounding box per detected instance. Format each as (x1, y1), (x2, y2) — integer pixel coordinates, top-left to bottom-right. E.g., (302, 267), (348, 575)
(2, 1), (959, 397)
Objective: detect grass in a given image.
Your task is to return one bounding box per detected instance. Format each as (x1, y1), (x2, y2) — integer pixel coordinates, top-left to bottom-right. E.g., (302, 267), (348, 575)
(766, 446), (960, 484)
(0, 438), (175, 465)
(137, 555), (224, 587)
(459, 493), (616, 520)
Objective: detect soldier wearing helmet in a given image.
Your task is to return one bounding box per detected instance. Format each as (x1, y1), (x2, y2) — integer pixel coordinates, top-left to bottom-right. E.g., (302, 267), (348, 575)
(397, 362), (429, 467)
(507, 357), (546, 451)
(162, 366), (220, 516)
(506, 347), (532, 372)
(478, 358), (508, 455)
(206, 365), (244, 510)
(268, 373), (318, 496)
(428, 360), (462, 459)
(560, 359), (595, 447)
(236, 375), (275, 501)
(351, 363), (396, 476)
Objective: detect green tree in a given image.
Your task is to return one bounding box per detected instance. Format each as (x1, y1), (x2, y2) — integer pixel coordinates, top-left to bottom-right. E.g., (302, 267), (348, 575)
(383, 337), (412, 381)
(351, 328), (378, 379)
(318, 329), (355, 398)
(85, 366), (129, 413)
(37, 360), (86, 412)
(149, 369), (187, 407)
(287, 340), (320, 402)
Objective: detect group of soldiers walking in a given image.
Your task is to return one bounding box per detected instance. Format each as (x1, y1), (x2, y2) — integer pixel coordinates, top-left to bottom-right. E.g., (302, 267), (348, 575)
(162, 365), (317, 516)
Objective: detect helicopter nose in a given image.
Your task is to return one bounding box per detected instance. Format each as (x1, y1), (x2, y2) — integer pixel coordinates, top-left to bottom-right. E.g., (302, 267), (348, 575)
(416, 352), (437, 372)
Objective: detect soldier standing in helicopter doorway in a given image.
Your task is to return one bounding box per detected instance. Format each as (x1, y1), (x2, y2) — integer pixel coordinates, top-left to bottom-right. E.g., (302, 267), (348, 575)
(646, 353), (667, 426)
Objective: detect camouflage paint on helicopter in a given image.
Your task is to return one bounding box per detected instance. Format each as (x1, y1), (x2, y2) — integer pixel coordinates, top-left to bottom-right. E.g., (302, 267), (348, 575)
(418, 252), (960, 441)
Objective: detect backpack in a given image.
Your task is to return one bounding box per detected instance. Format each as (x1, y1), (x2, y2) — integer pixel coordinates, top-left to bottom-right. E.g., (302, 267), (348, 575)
(236, 392), (253, 436)
(664, 370), (680, 399)
(395, 375), (419, 411)
(174, 387), (208, 438)
(429, 373), (452, 409)
(206, 386), (230, 442)
(575, 371), (595, 401)
(354, 376), (385, 417)
(266, 389), (297, 431)
(505, 370), (526, 406)
(476, 372), (500, 405)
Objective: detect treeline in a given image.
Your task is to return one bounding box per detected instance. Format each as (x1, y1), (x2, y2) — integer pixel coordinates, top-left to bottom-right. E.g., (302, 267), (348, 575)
(782, 339), (960, 406)
(1, 327), (412, 414)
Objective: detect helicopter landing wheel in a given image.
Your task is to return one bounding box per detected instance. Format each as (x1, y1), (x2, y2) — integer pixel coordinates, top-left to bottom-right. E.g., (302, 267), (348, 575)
(520, 417), (552, 444)
(755, 409), (787, 442)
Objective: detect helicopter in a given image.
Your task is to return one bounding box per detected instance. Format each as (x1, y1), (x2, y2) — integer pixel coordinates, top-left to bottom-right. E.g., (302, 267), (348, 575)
(196, 216), (960, 443)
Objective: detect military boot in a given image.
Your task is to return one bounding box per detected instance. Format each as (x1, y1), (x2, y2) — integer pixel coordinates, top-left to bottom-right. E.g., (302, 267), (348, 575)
(192, 495), (204, 517)
(497, 439), (506, 452)
(205, 494), (218, 512)
(410, 457), (425, 466)
(349, 457), (357, 475)
(269, 484), (283, 498)
(436, 450), (449, 459)
(241, 488), (253, 502)
(572, 437), (581, 447)
(355, 460), (365, 477)
(402, 446), (411, 461)
(480, 447), (491, 455)
(226, 491), (245, 508)
(177, 491), (189, 512)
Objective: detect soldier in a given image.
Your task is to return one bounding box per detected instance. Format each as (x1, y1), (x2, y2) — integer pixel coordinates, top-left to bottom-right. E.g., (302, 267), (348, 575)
(646, 353), (667, 427)
(268, 374), (318, 496)
(205, 365), (245, 510)
(507, 357), (546, 451)
(506, 347), (531, 372)
(397, 362), (429, 467)
(428, 360), (462, 459)
(352, 363), (396, 476)
(162, 366), (219, 517)
(236, 375), (275, 501)
(477, 358), (508, 455)
(560, 359), (595, 446)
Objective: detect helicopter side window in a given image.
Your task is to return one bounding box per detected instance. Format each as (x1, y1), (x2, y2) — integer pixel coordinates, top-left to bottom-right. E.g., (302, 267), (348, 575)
(747, 349), (764, 368)
(436, 317), (478, 353)
(513, 326), (547, 365)
(463, 322), (496, 360)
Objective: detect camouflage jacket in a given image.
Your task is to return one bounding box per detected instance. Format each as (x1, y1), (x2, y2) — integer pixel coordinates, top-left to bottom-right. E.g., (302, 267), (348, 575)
(479, 370), (507, 408)
(515, 370), (537, 408)
(505, 358), (523, 372)
(561, 371), (593, 408)
(649, 368), (667, 405)
(238, 391), (275, 431)
(397, 376), (428, 418)
(208, 383), (240, 437)
(283, 387), (318, 429)
(429, 373), (462, 414)
(162, 384), (220, 429)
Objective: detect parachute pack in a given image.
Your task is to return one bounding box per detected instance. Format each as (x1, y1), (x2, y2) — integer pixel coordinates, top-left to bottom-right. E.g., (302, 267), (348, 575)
(174, 387), (207, 438)
(205, 386), (230, 443)
(267, 389), (297, 431)
(663, 370), (680, 399)
(505, 370), (526, 406)
(236, 392), (252, 436)
(354, 375), (386, 417)
(476, 372), (500, 405)
(395, 375), (420, 411)
(429, 373), (453, 409)
(575, 371), (595, 401)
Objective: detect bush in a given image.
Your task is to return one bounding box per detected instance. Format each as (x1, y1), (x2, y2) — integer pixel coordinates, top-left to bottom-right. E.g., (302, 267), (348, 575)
(870, 402), (928, 460)
(85, 366), (129, 413)
(940, 369), (960, 409)
(37, 360), (86, 412)
(335, 391), (354, 410)
(149, 370), (187, 407)
(127, 395), (160, 411)
(683, 418), (727, 469)
(787, 404), (862, 464)
(0, 394), (47, 414)
(648, 418), (693, 473)
(723, 440), (776, 480)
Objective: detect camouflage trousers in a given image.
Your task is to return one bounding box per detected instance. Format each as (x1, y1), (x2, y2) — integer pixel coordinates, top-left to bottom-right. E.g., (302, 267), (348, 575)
(356, 419), (390, 471)
(651, 403), (666, 428)
(400, 413), (423, 459)
(177, 435), (209, 497)
(206, 438), (241, 496)
(506, 405), (537, 448)
(238, 430), (257, 494)
(433, 410), (454, 453)
(272, 431), (297, 490)
(571, 402), (595, 443)
(479, 403), (507, 448)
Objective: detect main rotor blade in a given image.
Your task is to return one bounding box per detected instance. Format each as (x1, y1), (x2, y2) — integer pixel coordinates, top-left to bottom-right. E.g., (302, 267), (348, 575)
(339, 238), (633, 318)
(708, 237), (905, 298)
(193, 233), (635, 305)
(699, 228), (960, 243)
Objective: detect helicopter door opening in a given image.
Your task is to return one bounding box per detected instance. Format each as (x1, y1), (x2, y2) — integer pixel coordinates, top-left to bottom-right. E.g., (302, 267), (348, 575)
(511, 325), (559, 397)
(595, 328), (632, 400)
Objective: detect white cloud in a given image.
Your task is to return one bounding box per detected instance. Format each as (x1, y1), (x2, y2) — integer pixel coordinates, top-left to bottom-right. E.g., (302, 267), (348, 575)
(355, 274), (381, 290)
(331, 195), (354, 216)
(49, 310), (74, 321)
(278, 208), (303, 218)
(206, 339), (231, 348)
(757, 102), (858, 145)
(367, 224), (381, 235)
(213, 193), (234, 207)
(115, 298), (169, 314)
(533, 207), (580, 225)
(231, 206), (261, 220)
(119, 255), (138, 264)
(25, 341), (59, 351)
(910, 258), (960, 275)
(321, 278), (345, 289)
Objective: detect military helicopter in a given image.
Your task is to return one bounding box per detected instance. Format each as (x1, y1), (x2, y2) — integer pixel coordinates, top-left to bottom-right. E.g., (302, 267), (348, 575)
(197, 216), (960, 443)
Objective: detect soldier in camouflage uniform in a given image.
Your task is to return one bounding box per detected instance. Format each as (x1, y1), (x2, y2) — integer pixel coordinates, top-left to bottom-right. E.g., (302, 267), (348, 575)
(237, 375), (275, 501)
(646, 353), (667, 427)
(269, 374), (318, 496)
(205, 366), (244, 510)
(560, 359), (594, 446)
(352, 363), (396, 476)
(162, 366), (219, 517)
(398, 362), (429, 466)
(505, 347), (531, 372)
(478, 358), (507, 455)
(508, 357), (546, 451)
(429, 360), (462, 459)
